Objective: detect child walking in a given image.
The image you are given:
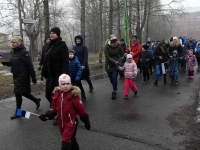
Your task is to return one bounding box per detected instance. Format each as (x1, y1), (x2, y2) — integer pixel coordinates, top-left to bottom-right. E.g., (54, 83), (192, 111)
(140, 44), (152, 83)
(170, 50), (179, 84)
(185, 50), (197, 78)
(68, 50), (86, 101)
(39, 74), (91, 150)
(118, 54), (138, 99)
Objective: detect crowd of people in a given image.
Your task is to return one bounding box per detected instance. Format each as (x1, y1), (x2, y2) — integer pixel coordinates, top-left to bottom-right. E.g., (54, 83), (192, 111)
(1, 26), (200, 149)
(104, 34), (199, 99)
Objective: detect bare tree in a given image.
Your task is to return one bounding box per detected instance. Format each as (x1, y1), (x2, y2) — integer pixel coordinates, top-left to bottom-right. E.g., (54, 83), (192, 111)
(43, 0), (50, 37)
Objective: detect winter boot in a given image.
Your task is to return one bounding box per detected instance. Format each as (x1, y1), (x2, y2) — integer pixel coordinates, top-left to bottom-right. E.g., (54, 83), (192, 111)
(154, 80), (158, 86)
(10, 110), (20, 120)
(112, 91), (116, 100)
(61, 142), (73, 150)
(164, 79), (167, 84)
(81, 94), (86, 101)
(35, 98), (41, 110)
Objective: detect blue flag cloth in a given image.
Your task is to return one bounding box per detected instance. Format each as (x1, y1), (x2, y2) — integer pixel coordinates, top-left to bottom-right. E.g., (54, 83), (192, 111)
(16, 109), (22, 116)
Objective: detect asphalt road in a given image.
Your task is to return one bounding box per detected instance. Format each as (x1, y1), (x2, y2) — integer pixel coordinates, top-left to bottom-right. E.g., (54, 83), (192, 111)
(0, 68), (199, 150)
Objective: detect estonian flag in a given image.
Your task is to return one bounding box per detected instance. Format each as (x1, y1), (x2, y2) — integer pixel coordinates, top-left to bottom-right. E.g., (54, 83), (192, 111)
(16, 109), (31, 119)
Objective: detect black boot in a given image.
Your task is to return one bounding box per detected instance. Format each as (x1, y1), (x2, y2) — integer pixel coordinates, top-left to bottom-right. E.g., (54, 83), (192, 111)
(164, 79), (167, 84)
(154, 80), (158, 86)
(10, 110), (20, 120)
(81, 94), (86, 101)
(112, 91), (116, 100)
(53, 117), (58, 126)
(35, 98), (41, 109)
(61, 141), (72, 150)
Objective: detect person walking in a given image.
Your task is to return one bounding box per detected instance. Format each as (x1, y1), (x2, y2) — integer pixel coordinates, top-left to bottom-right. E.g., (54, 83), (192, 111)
(140, 44), (152, 83)
(104, 34), (124, 99)
(185, 50), (197, 78)
(39, 74), (91, 150)
(118, 54), (138, 99)
(170, 50), (180, 84)
(68, 50), (86, 101)
(73, 35), (94, 96)
(41, 27), (69, 125)
(154, 41), (170, 86)
(38, 36), (50, 70)
(1, 36), (40, 119)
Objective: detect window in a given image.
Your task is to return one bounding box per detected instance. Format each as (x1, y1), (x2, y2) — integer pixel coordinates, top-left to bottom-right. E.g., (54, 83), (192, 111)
(189, 26), (193, 31)
(197, 16), (200, 21)
(190, 16), (193, 22)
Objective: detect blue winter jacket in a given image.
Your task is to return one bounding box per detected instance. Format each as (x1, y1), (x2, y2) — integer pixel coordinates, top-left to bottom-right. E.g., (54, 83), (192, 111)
(170, 50), (179, 77)
(190, 40), (196, 50)
(69, 56), (82, 80)
(148, 46), (154, 58)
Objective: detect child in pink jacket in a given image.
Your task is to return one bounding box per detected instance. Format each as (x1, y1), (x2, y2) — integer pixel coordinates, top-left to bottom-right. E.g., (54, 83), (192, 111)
(118, 54), (138, 99)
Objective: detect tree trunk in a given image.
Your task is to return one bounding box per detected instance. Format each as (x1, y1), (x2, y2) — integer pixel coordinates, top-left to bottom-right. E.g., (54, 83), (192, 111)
(117, 0), (121, 39)
(43, 0), (50, 38)
(81, 0), (85, 43)
(109, 0), (113, 35)
(99, 0), (103, 63)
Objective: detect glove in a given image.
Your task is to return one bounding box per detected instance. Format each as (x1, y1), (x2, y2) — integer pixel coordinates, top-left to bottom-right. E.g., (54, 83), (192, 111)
(132, 77), (136, 81)
(40, 76), (43, 81)
(84, 120), (91, 130)
(45, 110), (57, 120)
(115, 61), (120, 66)
(32, 77), (37, 84)
(75, 76), (80, 81)
(80, 114), (91, 130)
(39, 114), (48, 122)
(38, 66), (42, 71)
(81, 66), (85, 70)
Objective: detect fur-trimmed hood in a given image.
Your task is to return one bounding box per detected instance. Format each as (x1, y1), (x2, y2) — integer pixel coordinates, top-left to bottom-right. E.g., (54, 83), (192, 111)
(53, 86), (81, 96)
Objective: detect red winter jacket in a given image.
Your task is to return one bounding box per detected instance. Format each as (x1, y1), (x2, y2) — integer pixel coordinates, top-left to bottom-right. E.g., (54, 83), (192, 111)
(125, 42), (141, 64)
(51, 86), (87, 143)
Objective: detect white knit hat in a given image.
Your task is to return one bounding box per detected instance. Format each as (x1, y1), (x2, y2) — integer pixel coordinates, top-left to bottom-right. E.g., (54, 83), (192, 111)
(127, 54), (132, 59)
(58, 74), (71, 86)
(173, 37), (178, 40)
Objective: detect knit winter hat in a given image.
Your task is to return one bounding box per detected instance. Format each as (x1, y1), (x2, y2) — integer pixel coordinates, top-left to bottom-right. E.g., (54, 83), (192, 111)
(173, 37), (178, 40)
(58, 74), (71, 86)
(50, 27), (60, 37)
(127, 54), (132, 59)
(110, 34), (118, 43)
(142, 44), (149, 50)
(172, 50), (178, 55)
(69, 50), (75, 54)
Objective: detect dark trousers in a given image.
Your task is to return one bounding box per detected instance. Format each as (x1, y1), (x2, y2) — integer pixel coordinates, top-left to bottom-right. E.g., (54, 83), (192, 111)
(71, 79), (86, 97)
(142, 66), (150, 81)
(85, 77), (93, 90)
(197, 57), (200, 67)
(15, 93), (37, 109)
(107, 71), (118, 91)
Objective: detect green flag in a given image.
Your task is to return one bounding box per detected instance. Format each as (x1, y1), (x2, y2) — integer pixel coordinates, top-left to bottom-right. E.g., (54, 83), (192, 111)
(124, 0), (130, 47)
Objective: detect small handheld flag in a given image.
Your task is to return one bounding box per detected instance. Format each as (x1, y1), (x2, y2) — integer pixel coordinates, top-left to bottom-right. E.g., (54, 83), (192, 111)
(16, 109), (40, 119)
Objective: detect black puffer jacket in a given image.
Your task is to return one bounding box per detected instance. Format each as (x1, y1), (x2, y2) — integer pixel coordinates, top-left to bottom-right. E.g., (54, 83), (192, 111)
(9, 44), (36, 94)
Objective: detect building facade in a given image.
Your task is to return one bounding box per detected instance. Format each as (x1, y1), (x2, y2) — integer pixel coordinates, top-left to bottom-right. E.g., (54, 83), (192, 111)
(172, 8), (200, 40)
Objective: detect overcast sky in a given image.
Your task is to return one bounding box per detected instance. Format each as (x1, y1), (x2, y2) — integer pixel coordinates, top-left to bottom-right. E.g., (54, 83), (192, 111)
(162, 0), (200, 8)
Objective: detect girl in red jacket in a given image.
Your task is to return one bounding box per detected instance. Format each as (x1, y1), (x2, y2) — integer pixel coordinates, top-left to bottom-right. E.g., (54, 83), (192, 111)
(39, 74), (91, 150)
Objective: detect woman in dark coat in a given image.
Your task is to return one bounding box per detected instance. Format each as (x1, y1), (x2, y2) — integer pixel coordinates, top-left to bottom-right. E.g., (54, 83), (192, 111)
(73, 35), (94, 100)
(41, 27), (69, 126)
(41, 27), (69, 105)
(154, 41), (170, 86)
(1, 36), (40, 119)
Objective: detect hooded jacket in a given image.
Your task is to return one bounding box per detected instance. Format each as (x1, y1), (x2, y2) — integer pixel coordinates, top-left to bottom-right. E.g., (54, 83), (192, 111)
(73, 35), (90, 79)
(69, 56), (82, 80)
(118, 60), (137, 78)
(51, 86), (87, 143)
